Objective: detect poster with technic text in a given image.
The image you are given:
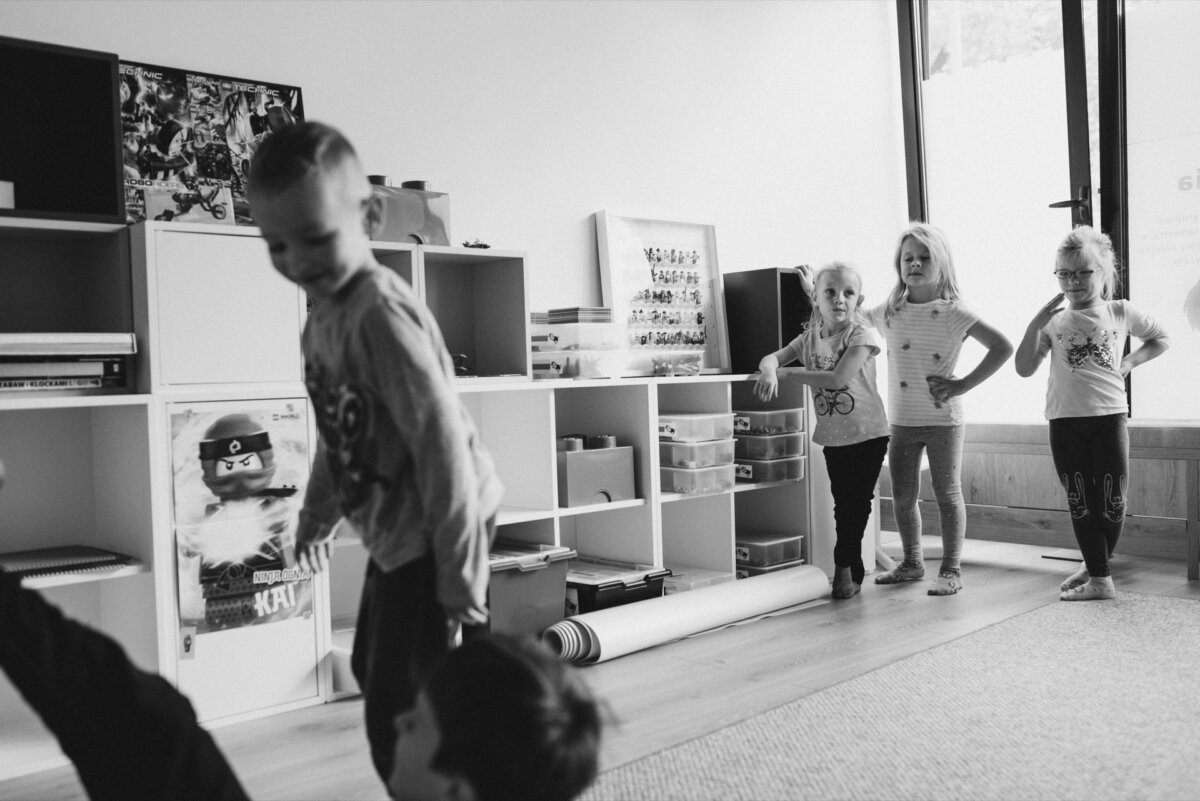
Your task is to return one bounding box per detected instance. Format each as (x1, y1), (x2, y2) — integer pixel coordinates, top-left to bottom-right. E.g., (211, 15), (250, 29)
(119, 60), (304, 226)
(169, 399), (313, 639)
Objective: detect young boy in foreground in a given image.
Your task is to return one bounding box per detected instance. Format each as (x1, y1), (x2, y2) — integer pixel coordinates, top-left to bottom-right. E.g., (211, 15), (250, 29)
(246, 120), (506, 783)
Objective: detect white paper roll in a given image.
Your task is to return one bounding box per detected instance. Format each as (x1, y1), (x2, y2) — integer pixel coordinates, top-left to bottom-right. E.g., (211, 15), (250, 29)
(0, 181), (13, 209)
(544, 564), (828, 663)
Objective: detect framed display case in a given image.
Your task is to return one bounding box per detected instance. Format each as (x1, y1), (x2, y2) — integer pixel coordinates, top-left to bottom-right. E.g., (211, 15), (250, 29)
(595, 211), (730, 376)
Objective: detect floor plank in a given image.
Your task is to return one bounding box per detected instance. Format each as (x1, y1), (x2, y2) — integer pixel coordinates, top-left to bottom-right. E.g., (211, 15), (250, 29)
(2, 537), (1196, 801)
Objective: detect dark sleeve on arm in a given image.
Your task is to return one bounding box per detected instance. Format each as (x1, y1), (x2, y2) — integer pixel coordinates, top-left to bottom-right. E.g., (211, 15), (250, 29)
(0, 574), (250, 801)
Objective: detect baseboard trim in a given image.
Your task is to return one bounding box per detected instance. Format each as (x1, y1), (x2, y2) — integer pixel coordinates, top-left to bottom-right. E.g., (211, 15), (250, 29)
(879, 499), (1188, 562)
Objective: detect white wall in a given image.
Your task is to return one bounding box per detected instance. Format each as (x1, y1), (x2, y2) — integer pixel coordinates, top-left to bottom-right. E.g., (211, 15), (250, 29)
(0, 0), (908, 312)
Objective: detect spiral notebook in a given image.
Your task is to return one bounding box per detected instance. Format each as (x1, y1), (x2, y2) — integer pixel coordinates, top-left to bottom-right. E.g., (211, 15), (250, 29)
(0, 545), (133, 578)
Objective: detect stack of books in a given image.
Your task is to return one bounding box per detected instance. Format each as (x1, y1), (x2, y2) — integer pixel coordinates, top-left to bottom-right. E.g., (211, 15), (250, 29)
(548, 307), (613, 324)
(0, 332), (136, 392)
(0, 544), (134, 579)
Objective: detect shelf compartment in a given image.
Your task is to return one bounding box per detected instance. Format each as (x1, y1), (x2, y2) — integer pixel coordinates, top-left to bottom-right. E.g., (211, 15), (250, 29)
(419, 246), (528, 380)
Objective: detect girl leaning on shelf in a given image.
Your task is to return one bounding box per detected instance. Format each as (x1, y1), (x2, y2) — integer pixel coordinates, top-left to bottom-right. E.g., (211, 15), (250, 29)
(754, 261), (890, 599)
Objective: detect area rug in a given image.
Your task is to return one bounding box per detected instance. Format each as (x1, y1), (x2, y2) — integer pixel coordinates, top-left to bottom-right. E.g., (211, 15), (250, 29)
(581, 592), (1200, 801)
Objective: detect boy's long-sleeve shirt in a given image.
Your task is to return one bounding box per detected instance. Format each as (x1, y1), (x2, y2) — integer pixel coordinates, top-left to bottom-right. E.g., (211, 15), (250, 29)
(298, 263), (504, 615)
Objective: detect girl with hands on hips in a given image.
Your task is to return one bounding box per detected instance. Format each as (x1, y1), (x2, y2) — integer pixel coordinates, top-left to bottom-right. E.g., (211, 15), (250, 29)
(862, 222), (1013, 596)
(1015, 226), (1169, 602)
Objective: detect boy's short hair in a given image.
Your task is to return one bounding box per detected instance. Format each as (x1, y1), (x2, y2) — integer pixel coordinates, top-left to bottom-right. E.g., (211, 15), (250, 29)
(425, 634), (601, 801)
(247, 120), (360, 197)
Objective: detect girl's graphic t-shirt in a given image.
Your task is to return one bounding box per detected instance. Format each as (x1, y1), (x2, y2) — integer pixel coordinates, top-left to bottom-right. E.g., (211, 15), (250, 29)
(780, 322), (889, 447)
(1036, 299), (1168, 420)
(863, 299), (980, 427)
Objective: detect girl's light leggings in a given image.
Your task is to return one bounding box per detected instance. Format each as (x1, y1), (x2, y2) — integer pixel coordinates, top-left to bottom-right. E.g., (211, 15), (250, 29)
(888, 423), (966, 573)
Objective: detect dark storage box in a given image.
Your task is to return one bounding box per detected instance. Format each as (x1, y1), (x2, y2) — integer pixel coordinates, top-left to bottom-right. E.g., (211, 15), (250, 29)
(565, 557), (671, 615)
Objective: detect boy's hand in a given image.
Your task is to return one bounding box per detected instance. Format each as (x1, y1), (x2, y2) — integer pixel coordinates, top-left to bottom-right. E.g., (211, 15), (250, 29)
(295, 527), (332, 573)
(445, 600), (489, 627)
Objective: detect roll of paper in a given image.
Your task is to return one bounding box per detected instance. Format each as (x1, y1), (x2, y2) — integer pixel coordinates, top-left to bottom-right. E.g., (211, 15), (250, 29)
(0, 180), (13, 209)
(544, 564), (827, 664)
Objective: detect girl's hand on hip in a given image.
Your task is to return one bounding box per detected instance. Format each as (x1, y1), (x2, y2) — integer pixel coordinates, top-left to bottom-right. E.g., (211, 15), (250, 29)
(925, 374), (964, 405)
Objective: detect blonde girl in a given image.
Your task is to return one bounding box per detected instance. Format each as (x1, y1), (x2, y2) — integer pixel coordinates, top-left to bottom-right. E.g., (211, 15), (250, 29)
(866, 223), (1013, 596)
(755, 262), (890, 599)
(1014, 226), (1168, 600)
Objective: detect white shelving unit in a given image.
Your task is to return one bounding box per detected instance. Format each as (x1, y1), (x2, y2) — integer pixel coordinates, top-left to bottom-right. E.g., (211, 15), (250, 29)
(0, 208), (840, 775)
(0, 217), (157, 782)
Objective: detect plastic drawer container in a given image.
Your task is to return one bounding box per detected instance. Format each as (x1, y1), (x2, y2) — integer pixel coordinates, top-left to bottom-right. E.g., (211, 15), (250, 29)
(733, 408), (804, 435)
(658, 412), (735, 443)
(734, 432), (803, 460)
(736, 557), (807, 579)
(566, 557), (672, 614)
(551, 322), (623, 351)
(663, 565), (735, 594)
(735, 530), (804, 567)
(660, 463), (735, 495)
(734, 455), (805, 483)
(659, 438), (736, 468)
(488, 540), (576, 637)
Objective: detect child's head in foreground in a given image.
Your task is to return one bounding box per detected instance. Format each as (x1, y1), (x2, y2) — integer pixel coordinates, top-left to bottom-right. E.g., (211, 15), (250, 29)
(246, 120), (380, 299)
(1055, 224), (1119, 303)
(388, 633), (602, 801)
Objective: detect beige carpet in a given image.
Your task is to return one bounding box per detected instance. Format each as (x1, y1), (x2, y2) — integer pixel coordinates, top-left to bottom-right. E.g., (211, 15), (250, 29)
(581, 592), (1200, 801)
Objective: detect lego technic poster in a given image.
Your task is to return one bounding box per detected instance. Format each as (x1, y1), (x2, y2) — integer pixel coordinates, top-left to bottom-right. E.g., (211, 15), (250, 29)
(120, 60), (304, 226)
(170, 400), (314, 638)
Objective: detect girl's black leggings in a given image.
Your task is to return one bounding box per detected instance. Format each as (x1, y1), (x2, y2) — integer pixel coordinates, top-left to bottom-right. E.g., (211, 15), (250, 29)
(1048, 413), (1128, 578)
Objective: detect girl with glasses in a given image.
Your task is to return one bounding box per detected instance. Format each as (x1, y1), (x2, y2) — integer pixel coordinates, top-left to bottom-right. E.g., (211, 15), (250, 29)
(1014, 225), (1170, 600)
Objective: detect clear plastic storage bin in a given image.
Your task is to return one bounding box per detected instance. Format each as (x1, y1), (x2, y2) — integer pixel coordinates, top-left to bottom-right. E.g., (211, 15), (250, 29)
(660, 463), (736, 495)
(663, 565), (736, 594)
(734, 432), (803, 460)
(734, 455), (805, 483)
(658, 412), (736, 443)
(735, 530), (804, 567)
(659, 438), (736, 469)
(733, 408), (804, 435)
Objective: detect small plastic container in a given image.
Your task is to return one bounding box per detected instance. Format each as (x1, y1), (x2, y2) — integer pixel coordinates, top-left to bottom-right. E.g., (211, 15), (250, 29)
(658, 412), (736, 443)
(663, 565), (735, 594)
(659, 438), (736, 469)
(565, 557), (672, 614)
(736, 557), (806, 579)
(734, 455), (805, 483)
(733, 408), (804, 435)
(734, 432), (804, 460)
(660, 463), (736, 495)
(735, 530), (804, 567)
(551, 322), (623, 351)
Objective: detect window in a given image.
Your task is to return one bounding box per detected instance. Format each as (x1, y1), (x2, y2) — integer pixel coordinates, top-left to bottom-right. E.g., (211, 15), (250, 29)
(897, 0), (1195, 423)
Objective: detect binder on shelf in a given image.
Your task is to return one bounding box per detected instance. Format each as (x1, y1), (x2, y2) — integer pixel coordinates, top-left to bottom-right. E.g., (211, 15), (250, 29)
(0, 332), (137, 356)
(0, 545), (134, 579)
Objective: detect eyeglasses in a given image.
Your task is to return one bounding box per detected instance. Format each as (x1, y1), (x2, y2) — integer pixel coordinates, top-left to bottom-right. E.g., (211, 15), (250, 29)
(1053, 269), (1095, 281)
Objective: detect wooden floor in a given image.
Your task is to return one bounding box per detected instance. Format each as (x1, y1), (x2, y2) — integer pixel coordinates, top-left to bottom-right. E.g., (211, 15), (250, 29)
(4, 537), (1199, 801)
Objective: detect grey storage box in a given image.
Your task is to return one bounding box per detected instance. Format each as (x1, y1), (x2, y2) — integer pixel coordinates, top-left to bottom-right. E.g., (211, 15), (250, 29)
(557, 445), (635, 507)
